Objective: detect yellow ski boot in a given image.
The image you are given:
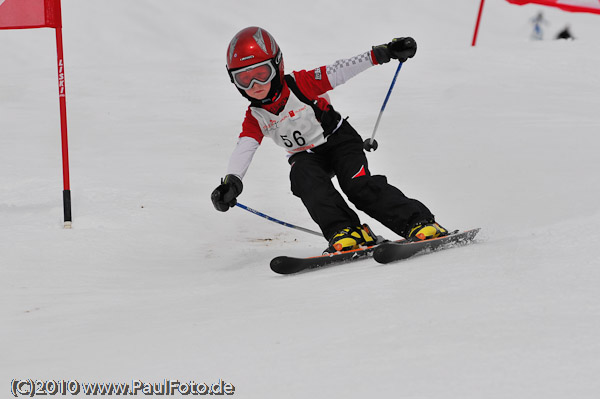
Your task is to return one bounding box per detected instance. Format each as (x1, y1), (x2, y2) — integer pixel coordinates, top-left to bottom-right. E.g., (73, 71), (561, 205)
(324, 224), (377, 254)
(407, 221), (448, 241)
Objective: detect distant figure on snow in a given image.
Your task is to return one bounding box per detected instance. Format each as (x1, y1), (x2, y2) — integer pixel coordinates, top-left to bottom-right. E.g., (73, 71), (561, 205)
(530, 11), (549, 40)
(556, 25), (575, 40)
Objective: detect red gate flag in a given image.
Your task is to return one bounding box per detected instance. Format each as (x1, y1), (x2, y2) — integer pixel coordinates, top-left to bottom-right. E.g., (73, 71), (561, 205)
(0, 0), (72, 228)
(0, 0), (59, 29)
(506, 0), (600, 15)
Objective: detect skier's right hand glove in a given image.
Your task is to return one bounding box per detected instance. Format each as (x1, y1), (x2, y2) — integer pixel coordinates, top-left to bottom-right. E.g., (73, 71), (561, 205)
(211, 174), (243, 212)
(372, 37), (417, 64)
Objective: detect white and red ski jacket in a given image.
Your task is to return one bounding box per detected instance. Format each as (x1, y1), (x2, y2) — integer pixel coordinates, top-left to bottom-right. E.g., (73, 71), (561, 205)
(227, 50), (380, 179)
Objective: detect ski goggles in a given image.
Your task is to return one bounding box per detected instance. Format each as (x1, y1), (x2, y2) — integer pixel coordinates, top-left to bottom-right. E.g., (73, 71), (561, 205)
(230, 59), (277, 91)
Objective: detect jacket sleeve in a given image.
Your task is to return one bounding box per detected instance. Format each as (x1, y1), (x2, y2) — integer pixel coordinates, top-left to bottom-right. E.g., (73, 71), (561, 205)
(239, 107), (264, 143)
(294, 50), (377, 97)
(226, 136), (260, 180)
(325, 50), (377, 89)
(226, 109), (263, 180)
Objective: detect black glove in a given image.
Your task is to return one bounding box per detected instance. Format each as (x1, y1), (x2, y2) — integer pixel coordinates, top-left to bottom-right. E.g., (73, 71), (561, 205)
(372, 37), (417, 64)
(211, 174), (243, 212)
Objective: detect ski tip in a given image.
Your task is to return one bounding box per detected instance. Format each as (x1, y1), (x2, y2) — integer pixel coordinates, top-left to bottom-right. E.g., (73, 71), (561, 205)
(270, 256), (298, 275)
(373, 228), (481, 264)
(462, 228), (481, 240)
(372, 243), (398, 264)
(270, 256), (285, 273)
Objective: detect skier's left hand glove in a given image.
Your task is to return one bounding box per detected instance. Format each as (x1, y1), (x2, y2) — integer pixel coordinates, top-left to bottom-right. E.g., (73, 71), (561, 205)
(211, 174), (243, 212)
(372, 37), (417, 64)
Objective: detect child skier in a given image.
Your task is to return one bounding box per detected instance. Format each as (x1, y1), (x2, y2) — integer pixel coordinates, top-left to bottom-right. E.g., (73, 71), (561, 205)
(211, 26), (447, 254)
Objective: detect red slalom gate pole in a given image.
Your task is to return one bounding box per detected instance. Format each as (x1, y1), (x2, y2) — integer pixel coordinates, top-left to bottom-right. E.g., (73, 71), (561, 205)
(472, 0), (486, 46)
(54, 1), (72, 228)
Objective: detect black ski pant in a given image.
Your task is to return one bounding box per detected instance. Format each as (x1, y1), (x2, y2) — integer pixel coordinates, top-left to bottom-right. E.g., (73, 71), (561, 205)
(288, 120), (434, 241)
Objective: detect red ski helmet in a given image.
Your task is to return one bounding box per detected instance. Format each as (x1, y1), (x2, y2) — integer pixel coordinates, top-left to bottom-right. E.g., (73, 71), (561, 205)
(226, 26), (285, 104)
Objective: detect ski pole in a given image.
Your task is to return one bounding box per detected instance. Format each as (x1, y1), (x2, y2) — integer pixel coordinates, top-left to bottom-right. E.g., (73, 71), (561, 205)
(363, 61), (403, 152)
(235, 202), (323, 237)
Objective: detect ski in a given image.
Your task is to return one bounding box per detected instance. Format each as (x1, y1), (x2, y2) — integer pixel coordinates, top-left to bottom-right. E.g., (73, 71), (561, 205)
(270, 239), (405, 275)
(270, 229), (481, 274)
(373, 228), (481, 264)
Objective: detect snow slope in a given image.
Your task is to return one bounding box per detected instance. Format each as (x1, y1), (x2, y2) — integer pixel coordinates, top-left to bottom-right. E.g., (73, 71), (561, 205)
(2, 0), (600, 397)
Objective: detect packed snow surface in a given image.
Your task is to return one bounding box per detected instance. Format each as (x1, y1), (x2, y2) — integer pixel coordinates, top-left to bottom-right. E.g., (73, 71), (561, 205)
(2, 0), (599, 397)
